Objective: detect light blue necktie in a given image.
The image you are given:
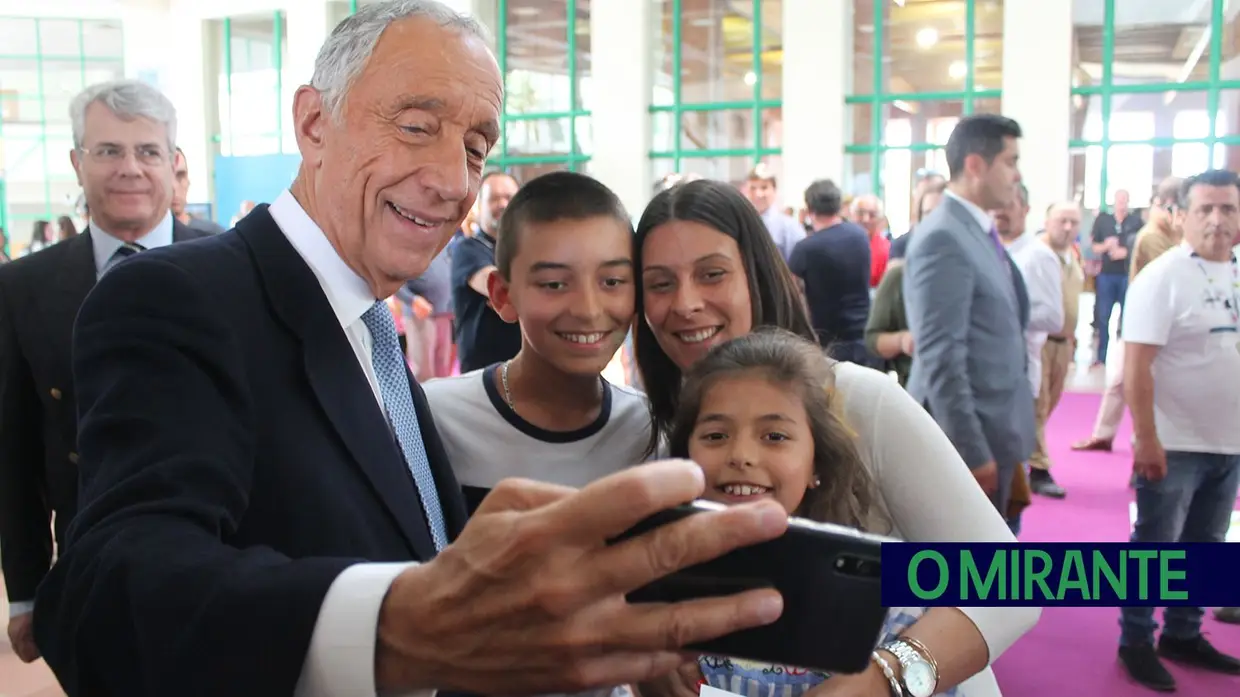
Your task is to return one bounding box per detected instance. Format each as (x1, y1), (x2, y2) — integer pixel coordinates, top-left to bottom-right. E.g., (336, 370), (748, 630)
(361, 301), (449, 550)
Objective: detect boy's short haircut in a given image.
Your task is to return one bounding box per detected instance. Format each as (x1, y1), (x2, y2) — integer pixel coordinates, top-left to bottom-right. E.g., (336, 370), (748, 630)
(495, 171), (633, 281)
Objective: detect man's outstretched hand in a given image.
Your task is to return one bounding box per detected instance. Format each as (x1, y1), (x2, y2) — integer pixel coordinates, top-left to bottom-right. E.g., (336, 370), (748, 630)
(375, 459), (788, 695)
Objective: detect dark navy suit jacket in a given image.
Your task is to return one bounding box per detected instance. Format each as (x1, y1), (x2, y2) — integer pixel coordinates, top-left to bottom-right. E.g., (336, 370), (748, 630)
(32, 207), (469, 696)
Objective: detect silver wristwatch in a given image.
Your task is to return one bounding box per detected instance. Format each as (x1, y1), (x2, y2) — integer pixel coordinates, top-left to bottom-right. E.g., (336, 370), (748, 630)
(880, 638), (939, 697)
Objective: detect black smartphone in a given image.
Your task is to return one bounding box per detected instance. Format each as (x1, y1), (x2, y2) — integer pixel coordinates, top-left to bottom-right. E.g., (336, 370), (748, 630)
(612, 500), (888, 675)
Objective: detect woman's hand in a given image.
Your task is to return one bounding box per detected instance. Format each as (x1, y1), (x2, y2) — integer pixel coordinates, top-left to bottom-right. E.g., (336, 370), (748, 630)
(805, 662), (893, 697)
(898, 331), (915, 356)
(637, 659), (703, 697)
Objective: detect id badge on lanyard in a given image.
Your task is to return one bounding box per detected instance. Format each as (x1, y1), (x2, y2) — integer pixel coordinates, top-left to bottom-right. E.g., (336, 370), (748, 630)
(1199, 254), (1240, 353)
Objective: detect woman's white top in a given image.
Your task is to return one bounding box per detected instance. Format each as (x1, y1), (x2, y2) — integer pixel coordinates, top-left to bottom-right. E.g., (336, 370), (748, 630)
(831, 362), (1040, 697)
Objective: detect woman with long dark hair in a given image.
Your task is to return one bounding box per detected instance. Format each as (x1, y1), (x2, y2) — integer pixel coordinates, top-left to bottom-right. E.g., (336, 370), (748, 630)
(633, 180), (1037, 697)
(56, 216), (79, 241)
(21, 220), (50, 257)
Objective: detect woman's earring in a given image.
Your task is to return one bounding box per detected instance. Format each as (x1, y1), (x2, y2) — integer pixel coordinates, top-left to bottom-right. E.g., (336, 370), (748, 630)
(810, 477), (821, 488)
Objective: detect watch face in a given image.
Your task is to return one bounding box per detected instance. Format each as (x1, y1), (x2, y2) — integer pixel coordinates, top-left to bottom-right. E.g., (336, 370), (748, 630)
(904, 662), (936, 697)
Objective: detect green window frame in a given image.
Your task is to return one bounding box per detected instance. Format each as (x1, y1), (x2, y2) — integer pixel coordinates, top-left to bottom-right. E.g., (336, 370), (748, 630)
(845, 0), (1000, 199)
(215, 12), (288, 156)
(0, 17), (125, 252)
(1071, 0), (1240, 206)
(491, 0), (591, 174)
(343, 1), (592, 176)
(648, 0), (782, 172)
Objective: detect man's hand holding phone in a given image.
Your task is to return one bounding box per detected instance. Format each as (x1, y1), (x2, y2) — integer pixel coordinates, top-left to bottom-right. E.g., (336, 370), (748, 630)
(373, 460), (788, 696)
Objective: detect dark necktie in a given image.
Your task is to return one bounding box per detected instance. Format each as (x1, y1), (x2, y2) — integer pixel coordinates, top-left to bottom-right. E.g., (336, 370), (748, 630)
(987, 225), (1011, 278)
(103, 242), (145, 275)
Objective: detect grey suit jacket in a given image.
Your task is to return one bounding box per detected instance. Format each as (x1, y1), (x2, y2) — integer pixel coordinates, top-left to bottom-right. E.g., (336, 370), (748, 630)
(902, 196), (1036, 469)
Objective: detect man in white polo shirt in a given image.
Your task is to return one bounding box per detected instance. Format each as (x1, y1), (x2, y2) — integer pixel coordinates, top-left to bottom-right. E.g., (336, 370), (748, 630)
(1116, 169), (1240, 691)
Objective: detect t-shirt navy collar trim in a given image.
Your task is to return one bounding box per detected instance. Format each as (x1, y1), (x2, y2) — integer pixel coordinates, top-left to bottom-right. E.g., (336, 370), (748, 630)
(480, 363), (613, 443)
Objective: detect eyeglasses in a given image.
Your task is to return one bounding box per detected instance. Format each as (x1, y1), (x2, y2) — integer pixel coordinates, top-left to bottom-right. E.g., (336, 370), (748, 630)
(79, 145), (169, 166)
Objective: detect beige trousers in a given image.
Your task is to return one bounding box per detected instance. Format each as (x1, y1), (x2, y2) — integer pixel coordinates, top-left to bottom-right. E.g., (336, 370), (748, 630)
(1030, 338), (1075, 471)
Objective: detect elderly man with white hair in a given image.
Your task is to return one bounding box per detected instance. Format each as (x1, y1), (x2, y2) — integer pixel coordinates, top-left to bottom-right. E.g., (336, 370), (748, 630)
(851, 193), (891, 287)
(0, 78), (211, 663)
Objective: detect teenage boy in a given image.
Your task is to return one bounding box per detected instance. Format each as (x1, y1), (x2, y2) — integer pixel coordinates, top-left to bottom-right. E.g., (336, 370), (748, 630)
(424, 171), (650, 515)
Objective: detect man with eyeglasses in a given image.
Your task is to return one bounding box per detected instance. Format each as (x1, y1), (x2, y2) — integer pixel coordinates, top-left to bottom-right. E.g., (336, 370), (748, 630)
(0, 79), (210, 663)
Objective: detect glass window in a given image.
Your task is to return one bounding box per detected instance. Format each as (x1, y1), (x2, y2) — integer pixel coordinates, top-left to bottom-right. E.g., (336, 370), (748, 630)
(847, 0), (1003, 229)
(0, 18), (39, 56)
(489, 0), (591, 174)
(852, 0), (1003, 95)
(81, 20), (124, 59)
(1073, 0), (1219, 88)
(216, 13), (288, 157)
(649, 0), (782, 180)
(849, 95), (1000, 235)
(0, 18), (124, 242)
(38, 20), (82, 57)
(1070, 0), (1240, 206)
(679, 156), (758, 188)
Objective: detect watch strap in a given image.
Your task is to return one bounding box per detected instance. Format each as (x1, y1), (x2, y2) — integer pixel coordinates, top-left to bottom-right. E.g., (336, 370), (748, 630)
(881, 639), (939, 696)
(898, 636), (940, 675)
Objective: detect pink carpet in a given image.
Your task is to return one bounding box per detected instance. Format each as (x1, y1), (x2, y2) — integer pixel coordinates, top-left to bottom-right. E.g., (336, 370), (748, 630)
(991, 392), (1240, 695)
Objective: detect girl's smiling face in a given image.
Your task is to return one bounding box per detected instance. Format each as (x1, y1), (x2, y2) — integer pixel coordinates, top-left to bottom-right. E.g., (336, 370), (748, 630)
(688, 371), (817, 515)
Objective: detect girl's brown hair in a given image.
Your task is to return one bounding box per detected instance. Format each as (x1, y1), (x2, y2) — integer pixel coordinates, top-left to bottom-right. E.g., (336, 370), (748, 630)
(667, 328), (876, 529)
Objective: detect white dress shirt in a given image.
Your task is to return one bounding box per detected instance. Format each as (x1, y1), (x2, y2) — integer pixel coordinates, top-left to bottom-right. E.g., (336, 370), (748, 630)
(269, 191), (429, 697)
(91, 211), (175, 277)
(943, 190), (995, 237)
(1012, 241), (1066, 397)
(1004, 231), (1035, 258)
(8, 212), (181, 619)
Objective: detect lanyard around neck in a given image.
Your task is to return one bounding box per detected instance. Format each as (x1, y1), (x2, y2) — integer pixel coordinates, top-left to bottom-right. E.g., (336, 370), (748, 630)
(1193, 252), (1239, 327)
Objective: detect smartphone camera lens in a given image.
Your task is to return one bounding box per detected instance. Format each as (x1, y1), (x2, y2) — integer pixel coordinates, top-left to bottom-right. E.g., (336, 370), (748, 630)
(835, 555), (880, 578)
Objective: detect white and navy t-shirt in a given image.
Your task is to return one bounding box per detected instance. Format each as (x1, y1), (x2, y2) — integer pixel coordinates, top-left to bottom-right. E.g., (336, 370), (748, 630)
(1122, 244), (1240, 454)
(423, 364), (652, 514)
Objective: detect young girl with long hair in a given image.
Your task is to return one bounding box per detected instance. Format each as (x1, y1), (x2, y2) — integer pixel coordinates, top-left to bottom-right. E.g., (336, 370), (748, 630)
(659, 328), (956, 697)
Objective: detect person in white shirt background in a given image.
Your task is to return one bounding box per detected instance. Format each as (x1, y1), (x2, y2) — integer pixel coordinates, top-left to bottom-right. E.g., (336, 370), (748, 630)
(1116, 168), (1240, 692)
(1008, 198), (1069, 498)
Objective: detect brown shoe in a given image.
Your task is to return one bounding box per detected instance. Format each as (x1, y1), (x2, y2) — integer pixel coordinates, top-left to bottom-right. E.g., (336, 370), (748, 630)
(1071, 437), (1113, 452)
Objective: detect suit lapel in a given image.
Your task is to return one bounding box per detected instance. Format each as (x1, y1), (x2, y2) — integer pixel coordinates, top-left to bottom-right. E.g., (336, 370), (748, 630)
(49, 232), (99, 327)
(944, 198), (1019, 310)
(239, 207), (439, 560)
(51, 223), (200, 322)
(172, 219), (196, 243)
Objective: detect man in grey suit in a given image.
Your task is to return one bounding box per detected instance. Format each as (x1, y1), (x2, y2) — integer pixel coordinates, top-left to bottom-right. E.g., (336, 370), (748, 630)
(904, 114), (1036, 520)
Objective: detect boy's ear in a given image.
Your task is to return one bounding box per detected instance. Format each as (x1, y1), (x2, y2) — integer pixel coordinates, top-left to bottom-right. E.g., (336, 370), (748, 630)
(486, 269), (520, 324)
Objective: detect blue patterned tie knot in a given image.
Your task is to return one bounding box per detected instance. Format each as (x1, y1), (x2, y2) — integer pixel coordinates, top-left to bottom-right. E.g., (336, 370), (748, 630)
(361, 300), (449, 550)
